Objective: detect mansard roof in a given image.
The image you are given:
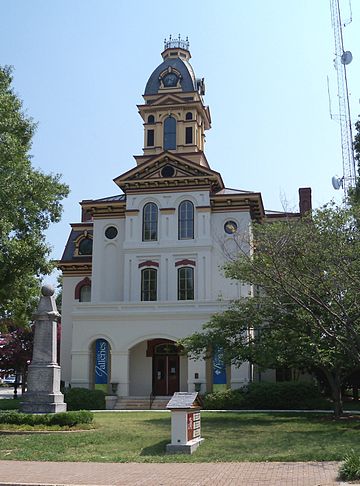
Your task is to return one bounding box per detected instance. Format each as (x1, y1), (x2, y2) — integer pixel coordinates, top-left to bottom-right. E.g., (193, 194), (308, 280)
(58, 223), (93, 276)
(144, 56), (196, 96)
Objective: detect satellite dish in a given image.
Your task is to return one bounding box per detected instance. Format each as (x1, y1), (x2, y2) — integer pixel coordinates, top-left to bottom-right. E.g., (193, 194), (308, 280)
(341, 51), (353, 65)
(332, 175), (343, 190)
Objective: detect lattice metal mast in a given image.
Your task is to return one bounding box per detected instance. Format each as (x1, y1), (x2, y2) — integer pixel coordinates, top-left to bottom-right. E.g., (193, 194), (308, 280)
(330, 0), (356, 198)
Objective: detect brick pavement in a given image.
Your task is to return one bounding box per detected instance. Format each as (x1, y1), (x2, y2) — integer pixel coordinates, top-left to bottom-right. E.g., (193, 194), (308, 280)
(0, 460), (355, 486)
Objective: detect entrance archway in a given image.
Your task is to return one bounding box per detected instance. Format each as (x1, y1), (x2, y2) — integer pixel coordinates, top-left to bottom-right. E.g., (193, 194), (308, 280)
(147, 339), (180, 396)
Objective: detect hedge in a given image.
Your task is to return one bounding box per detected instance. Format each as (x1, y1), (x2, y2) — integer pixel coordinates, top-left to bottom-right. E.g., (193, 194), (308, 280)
(0, 410), (94, 426)
(64, 388), (106, 410)
(203, 381), (331, 410)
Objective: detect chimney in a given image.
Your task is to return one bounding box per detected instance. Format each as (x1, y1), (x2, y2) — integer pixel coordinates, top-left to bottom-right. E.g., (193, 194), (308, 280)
(299, 187), (312, 215)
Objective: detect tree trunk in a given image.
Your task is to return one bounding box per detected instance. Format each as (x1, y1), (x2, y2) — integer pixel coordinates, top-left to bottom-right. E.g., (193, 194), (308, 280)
(322, 368), (343, 418)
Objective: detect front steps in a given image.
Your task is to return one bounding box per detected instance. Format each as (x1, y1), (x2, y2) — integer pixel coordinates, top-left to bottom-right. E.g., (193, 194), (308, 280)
(111, 396), (170, 410)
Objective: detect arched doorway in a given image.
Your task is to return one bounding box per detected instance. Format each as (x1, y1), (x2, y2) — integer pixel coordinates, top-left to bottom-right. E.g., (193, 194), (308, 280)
(147, 339), (180, 396)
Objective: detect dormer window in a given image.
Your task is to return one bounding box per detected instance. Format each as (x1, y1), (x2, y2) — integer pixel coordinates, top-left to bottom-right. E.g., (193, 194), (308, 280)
(163, 72), (178, 87)
(78, 237), (93, 255)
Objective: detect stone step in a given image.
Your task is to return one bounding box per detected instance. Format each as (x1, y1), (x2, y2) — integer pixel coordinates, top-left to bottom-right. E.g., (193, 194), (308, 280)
(114, 396), (171, 410)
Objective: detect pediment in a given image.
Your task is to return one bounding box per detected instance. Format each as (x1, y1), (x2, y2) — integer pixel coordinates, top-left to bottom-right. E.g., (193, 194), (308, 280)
(147, 94), (189, 106)
(114, 153), (224, 193)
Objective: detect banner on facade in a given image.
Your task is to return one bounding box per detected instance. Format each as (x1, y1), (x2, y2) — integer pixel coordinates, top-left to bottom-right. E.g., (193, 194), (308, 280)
(212, 347), (227, 392)
(95, 339), (109, 392)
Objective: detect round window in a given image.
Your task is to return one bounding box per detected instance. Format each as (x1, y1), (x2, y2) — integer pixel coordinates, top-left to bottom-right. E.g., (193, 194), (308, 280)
(224, 220), (238, 235)
(105, 226), (118, 239)
(161, 165), (175, 178)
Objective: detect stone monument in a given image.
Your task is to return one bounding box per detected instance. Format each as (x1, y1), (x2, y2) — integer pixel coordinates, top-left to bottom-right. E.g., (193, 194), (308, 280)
(21, 284), (67, 413)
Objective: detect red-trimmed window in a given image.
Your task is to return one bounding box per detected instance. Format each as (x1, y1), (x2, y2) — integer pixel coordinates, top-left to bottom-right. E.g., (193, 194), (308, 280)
(141, 268), (157, 301)
(178, 267), (194, 300)
(75, 278), (91, 302)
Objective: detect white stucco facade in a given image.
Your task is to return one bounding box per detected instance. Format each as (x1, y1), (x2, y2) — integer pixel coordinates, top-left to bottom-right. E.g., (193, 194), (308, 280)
(59, 40), (264, 400)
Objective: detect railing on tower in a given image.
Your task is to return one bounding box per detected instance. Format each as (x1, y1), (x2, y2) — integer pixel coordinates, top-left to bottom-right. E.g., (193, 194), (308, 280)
(164, 34), (189, 51)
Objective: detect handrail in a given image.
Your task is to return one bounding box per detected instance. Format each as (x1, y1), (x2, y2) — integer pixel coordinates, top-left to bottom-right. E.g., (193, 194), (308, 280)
(149, 391), (155, 409)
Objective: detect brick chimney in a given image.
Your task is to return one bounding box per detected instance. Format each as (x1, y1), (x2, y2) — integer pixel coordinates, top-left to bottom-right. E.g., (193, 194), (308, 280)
(299, 187), (312, 215)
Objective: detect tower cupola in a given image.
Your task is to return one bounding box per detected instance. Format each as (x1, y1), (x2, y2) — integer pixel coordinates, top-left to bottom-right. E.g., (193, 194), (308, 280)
(138, 36), (211, 164)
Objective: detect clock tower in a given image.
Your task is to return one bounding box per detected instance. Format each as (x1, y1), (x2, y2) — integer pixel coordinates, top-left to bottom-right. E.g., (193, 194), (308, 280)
(137, 36), (211, 167)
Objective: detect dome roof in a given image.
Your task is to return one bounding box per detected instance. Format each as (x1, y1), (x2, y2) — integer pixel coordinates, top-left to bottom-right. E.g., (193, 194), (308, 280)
(144, 51), (197, 96)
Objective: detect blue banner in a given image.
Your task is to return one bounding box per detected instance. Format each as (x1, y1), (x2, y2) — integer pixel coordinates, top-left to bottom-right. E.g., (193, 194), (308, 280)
(213, 347), (227, 391)
(95, 339), (109, 389)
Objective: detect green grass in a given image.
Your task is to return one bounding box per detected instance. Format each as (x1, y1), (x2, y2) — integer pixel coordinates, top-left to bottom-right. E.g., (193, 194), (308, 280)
(0, 411), (359, 463)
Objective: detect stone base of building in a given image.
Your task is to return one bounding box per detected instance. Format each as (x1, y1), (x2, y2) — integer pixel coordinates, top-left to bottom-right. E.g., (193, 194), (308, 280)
(166, 438), (204, 455)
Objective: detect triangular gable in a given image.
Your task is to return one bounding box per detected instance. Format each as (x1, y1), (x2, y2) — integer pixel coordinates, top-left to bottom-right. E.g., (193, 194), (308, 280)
(149, 94), (187, 106)
(114, 152), (224, 193)
(139, 92), (198, 108)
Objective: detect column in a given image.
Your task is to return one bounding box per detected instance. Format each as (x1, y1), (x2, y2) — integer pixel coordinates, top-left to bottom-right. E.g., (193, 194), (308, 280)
(187, 357), (207, 394)
(110, 351), (130, 396)
(230, 362), (251, 390)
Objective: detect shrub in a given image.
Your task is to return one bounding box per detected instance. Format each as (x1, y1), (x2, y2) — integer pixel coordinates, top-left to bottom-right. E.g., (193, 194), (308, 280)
(339, 450), (360, 481)
(203, 388), (245, 410)
(0, 410), (93, 426)
(64, 388), (105, 411)
(0, 398), (20, 410)
(203, 381), (331, 410)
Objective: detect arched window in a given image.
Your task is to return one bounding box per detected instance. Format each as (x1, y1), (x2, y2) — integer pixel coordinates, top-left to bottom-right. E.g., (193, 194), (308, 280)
(141, 268), (157, 301)
(178, 267), (194, 300)
(78, 237), (93, 255)
(80, 285), (91, 302)
(164, 116), (176, 150)
(142, 202), (158, 241)
(74, 277), (91, 301)
(178, 200), (194, 239)
(185, 112), (193, 120)
(148, 115), (155, 124)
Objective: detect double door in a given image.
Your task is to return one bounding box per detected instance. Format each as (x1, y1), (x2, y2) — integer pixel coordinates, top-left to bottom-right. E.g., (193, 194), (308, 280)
(153, 354), (179, 396)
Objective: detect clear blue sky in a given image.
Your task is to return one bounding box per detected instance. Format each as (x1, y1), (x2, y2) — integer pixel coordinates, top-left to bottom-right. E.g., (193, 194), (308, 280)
(1, 0), (359, 285)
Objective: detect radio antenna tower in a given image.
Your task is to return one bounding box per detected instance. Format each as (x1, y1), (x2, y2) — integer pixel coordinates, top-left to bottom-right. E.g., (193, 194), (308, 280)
(329, 0), (356, 198)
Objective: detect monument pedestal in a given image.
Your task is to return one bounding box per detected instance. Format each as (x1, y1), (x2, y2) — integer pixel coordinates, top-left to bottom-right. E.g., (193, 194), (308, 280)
(20, 285), (67, 414)
(21, 364), (66, 413)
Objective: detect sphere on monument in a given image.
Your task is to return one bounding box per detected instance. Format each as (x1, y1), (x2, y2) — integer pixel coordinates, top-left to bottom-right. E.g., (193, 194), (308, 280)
(41, 284), (55, 297)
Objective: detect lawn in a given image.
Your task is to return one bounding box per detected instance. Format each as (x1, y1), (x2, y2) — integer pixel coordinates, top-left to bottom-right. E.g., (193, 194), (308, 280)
(0, 411), (359, 463)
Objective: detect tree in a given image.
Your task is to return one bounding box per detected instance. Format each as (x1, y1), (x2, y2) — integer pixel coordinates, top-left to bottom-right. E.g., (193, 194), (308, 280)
(349, 118), (360, 205)
(0, 66), (69, 326)
(0, 325), (33, 392)
(181, 203), (360, 417)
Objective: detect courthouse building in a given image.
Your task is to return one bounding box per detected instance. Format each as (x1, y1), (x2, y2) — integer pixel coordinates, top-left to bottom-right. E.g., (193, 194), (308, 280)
(59, 37), (311, 406)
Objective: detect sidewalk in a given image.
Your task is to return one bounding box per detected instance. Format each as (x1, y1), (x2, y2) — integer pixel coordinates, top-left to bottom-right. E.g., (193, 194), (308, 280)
(0, 460), (355, 486)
